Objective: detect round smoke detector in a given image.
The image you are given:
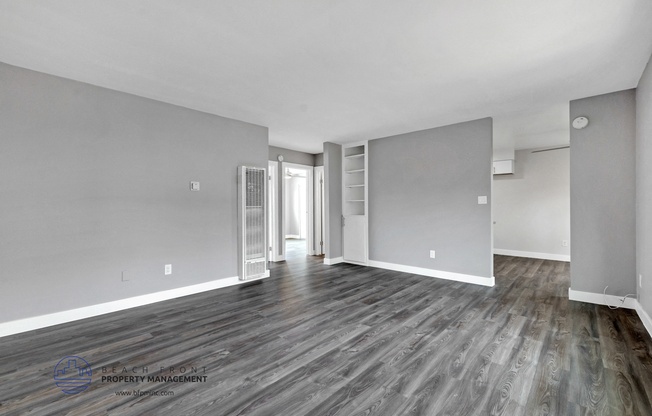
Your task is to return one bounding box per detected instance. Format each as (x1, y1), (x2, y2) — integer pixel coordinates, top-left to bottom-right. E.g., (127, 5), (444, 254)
(572, 116), (589, 130)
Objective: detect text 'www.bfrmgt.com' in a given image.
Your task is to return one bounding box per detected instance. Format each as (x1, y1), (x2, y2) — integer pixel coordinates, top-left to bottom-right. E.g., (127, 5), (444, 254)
(115, 390), (174, 397)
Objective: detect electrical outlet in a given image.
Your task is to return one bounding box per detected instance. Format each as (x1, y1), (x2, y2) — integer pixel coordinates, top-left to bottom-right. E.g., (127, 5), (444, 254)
(562, 240), (569, 247)
(165, 264), (172, 275)
(429, 250), (436, 259)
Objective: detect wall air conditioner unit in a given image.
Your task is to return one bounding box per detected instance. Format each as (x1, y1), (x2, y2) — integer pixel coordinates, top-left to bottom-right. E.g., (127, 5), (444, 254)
(238, 166), (270, 281)
(493, 159), (514, 175)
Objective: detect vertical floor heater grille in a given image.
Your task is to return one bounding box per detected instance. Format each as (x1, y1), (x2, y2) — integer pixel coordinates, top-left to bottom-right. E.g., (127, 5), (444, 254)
(238, 166), (270, 281)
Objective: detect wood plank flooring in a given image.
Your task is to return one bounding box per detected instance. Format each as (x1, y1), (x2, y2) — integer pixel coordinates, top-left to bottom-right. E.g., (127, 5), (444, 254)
(1, 255), (652, 415)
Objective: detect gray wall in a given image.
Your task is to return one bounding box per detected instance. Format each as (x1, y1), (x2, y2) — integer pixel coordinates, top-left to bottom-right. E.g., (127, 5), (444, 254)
(637, 53), (652, 314)
(570, 90), (636, 295)
(0, 62), (268, 323)
(269, 146), (316, 167)
(493, 148), (570, 257)
(314, 153), (324, 167)
(323, 142), (342, 259)
(369, 118), (493, 278)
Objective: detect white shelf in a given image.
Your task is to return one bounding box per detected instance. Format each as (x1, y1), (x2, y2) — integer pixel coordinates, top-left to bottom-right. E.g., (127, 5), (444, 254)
(343, 143), (366, 217)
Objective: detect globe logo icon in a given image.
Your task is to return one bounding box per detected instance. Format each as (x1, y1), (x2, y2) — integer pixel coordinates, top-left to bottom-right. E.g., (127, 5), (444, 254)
(53, 356), (92, 394)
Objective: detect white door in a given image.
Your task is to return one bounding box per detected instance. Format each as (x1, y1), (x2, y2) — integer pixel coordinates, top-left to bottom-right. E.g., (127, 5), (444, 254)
(343, 215), (366, 264)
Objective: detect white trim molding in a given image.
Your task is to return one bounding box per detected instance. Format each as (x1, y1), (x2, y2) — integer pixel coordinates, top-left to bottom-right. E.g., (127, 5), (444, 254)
(636, 303), (652, 339)
(268, 160), (280, 262)
(323, 257), (343, 265)
(494, 249), (570, 262)
(368, 260), (495, 287)
(568, 288), (637, 309)
(0, 276), (242, 338)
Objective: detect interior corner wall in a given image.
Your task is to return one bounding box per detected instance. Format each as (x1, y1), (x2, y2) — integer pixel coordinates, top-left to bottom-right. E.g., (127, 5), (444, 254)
(368, 118), (493, 279)
(0, 62), (268, 324)
(323, 142), (342, 259)
(637, 52), (652, 315)
(570, 89), (636, 296)
(268, 145), (315, 258)
(493, 147), (570, 259)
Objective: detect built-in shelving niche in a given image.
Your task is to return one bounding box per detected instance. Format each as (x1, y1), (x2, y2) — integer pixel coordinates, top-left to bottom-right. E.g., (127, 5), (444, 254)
(344, 145), (366, 216)
(342, 143), (368, 265)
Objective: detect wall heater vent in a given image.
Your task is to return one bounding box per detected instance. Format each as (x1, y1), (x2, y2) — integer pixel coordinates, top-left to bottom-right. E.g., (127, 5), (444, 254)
(238, 166), (270, 281)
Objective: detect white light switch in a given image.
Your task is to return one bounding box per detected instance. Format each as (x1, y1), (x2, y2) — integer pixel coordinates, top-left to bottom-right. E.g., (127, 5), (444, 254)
(190, 181), (200, 191)
(478, 196), (487, 205)
(165, 264), (172, 275)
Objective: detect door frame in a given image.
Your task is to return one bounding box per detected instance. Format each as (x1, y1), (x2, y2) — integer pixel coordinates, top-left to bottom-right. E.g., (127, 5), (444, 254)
(268, 161), (283, 262)
(281, 162), (314, 256)
(314, 166), (325, 255)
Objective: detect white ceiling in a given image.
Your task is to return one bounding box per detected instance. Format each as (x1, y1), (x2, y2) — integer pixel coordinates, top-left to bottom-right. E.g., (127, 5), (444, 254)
(1, 1), (651, 154)
(493, 102), (571, 151)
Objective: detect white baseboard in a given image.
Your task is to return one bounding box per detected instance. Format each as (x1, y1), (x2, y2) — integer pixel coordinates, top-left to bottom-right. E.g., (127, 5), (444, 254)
(0, 276), (242, 338)
(323, 257), (343, 265)
(568, 288), (637, 309)
(636, 303), (652, 339)
(368, 260), (495, 287)
(494, 249), (570, 262)
(569, 288), (652, 339)
(343, 259), (367, 266)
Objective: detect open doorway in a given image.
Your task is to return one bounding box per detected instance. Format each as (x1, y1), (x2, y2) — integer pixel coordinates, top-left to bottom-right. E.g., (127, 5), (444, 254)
(492, 105), (571, 263)
(282, 163), (313, 261)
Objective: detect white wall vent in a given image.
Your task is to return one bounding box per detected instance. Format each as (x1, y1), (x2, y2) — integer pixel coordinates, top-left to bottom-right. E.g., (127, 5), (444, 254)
(238, 166), (270, 281)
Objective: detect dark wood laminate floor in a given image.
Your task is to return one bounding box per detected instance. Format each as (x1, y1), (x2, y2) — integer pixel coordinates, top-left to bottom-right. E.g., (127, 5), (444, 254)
(1, 255), (652, 415)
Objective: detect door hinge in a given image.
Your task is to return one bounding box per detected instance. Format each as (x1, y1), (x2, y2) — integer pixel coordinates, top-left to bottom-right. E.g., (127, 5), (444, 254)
(341, 215), (345, 227)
